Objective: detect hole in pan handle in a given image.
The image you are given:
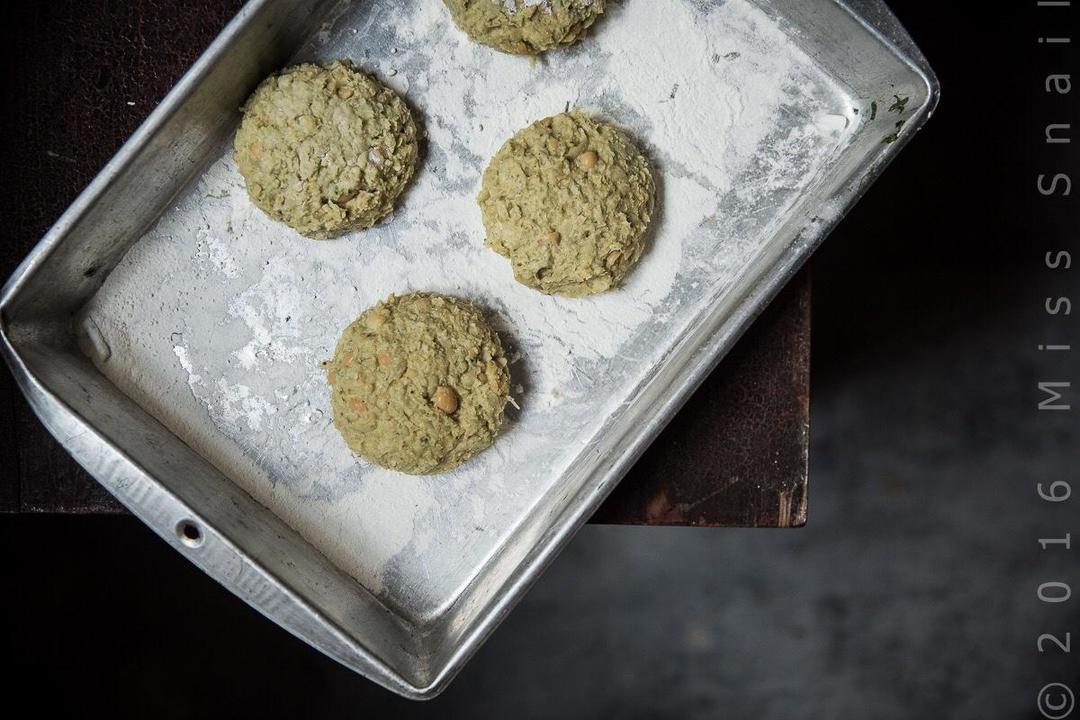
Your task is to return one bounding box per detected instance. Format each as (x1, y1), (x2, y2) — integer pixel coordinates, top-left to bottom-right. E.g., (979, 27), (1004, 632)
(176, 519), (204, 548)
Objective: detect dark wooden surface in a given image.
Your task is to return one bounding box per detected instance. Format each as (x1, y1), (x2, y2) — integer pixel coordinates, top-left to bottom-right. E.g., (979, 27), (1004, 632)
(0, 0), (810, 527)
(596, 270), (810, 527)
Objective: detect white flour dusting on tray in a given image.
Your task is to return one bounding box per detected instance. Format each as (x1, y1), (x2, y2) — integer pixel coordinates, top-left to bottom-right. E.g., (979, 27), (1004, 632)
(82, 0), (855, 616)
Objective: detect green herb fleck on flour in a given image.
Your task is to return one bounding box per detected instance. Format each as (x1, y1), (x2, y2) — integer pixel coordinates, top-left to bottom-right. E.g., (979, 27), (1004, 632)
(882, 119), (907, 144)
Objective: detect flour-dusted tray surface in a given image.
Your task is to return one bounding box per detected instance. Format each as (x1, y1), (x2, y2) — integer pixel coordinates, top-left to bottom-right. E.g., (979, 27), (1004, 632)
(4, 0), (937, 698)
(83, 0), (852, 618)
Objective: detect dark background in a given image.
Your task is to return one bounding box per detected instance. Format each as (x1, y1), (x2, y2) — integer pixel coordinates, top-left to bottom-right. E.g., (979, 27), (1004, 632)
(4, 1), (1078, 717)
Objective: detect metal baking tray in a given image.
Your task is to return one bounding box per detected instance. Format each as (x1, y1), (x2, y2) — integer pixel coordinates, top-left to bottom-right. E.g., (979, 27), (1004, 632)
(2, 0), (937, 699)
